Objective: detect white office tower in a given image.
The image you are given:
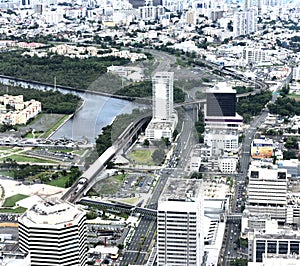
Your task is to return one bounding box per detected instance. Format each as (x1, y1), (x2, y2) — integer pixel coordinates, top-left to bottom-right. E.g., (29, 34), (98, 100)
(157, 179), (204, 266)
(246, 166), (287, 223)
(233, 8), (258, 37)
(18, 198), (87, 266)
(152, 72), (173, 121)
(145, 72), (177, 140)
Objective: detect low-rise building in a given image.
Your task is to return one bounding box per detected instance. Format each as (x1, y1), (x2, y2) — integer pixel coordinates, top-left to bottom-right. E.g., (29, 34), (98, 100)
(0, 95), (41, 125)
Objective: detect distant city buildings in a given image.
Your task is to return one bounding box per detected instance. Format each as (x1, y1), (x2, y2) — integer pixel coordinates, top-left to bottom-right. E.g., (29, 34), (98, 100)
(0, 94), (41, 125)
(145, 72), (177, 140)
(18, 198), (87, 266)
(157, 178), (204, 265)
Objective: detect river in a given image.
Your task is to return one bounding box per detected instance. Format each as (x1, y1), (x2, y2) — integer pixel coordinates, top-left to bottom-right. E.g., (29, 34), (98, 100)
(0, 76), (144, 143)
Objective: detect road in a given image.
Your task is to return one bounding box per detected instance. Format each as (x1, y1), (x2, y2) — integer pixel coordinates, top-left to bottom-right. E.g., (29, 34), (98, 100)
(222, 83), (281, 265)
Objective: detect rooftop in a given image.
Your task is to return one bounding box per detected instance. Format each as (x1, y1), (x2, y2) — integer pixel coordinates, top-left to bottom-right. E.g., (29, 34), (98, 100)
(19, 198), (85, 227)
(206, 82), (236, 94)
(159, 178), (203, 202)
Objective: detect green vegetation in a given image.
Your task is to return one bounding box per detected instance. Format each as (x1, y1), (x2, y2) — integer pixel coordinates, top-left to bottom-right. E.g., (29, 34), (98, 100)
(47, 176), (69, 188)
(128, 149), (155, 165)
(233, 85), (254, 94)
(3, 194), (29, 207)
(41, 115), (69, 138)
(0, 159), (81, 187)
(116, 80), (185, 103)
(0, 207), (27, 213)
(268, 96), (300, 116)
(0, 84), (80, 114)
(111, 108), (150, 142)
(151, 149), (166, 164)
(5, 154), (58, 164)
(116, 80), (152, 98)
(0, 51), (130, 90)
(86, 210), (98, 220)
(191, 172), (203, 179)
(195, 110), (205, 143)
(230, 259), (248, 266)
(237, 91), (272, 123)
(96, 125), (112, 156)
(94, 175), (124, 195)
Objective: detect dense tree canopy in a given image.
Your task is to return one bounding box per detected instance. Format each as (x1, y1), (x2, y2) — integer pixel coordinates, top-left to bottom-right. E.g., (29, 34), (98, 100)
(0, 85), (81, 114)
(268, 97), (300, 116)
(116, 80), (185, 103)
(95, 125), (112, 156)
(0, 51), (130, 90)
(237, 91), (272, 123)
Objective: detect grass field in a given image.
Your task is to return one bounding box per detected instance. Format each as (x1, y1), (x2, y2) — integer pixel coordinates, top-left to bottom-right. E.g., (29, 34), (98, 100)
(127, 149), (155, 165)
(0, 207), (27, 213)
(3, 194), (29, 207)
(119, 198), (140, 205)
(41, 115), (70, 138)
(95, 175), (125, 195)
(6, 154), (58, 164)
(47, 176), (68, 188)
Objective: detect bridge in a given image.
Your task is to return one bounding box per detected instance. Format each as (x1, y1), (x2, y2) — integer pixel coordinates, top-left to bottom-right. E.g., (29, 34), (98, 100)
(226, 213), (243, 221)
(79, 198), (157, 218)
(61, 115), (151, 202)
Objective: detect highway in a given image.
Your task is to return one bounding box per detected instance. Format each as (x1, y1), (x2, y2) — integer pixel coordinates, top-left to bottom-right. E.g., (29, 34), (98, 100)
(120, 107), (198, 265)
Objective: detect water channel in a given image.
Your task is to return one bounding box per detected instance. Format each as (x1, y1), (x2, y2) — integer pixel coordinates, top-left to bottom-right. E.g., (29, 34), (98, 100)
(0, 76), (144, 143)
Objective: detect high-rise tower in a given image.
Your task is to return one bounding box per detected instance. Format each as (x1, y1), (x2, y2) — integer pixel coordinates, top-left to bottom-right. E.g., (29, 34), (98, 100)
(157, 179), (204, 265)
(18, 198), (87, 266)
(152, 72), (174, 121)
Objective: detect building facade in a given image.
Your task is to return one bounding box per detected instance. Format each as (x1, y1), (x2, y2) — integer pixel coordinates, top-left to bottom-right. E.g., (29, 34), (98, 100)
(246, 167), (287, 222)
(18, 198), (87, 266)
(249, 230), (300, 263)
(145, 72), (177, 140)
(157, 179), (204, 265)
(152, 72), (174, 121)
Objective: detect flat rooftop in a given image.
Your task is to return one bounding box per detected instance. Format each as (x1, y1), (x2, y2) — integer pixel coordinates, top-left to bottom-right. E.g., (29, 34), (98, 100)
(159, 178), (203, 202)
(206, 82), (236, 93)
(19, 198), (84, 227)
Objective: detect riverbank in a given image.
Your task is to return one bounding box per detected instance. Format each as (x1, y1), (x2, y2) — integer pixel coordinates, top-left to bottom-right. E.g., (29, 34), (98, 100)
(0, 74), (136, 102)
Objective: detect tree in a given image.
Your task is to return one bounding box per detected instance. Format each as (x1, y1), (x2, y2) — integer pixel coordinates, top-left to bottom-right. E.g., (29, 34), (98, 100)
(143, 139), (150, 146)
(151, 149), (165, 164)
(86, 211), (98, 220)
(191, 172), (202, 179)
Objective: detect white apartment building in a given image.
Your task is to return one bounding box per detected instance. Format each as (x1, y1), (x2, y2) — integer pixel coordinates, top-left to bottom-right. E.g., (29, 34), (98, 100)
(292, 66), (300, 81)
(157, 179), (204, 266)
(233, 8), (258, 37)
(152, 72), (174, 121)
(0, 95), (41, 125)
(146, 72), (177, 140)
(246, 166), (287, 222)
(243, 47), (267, 65)
(18, 198), (87, 266)
(218, 157), (238, 173)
